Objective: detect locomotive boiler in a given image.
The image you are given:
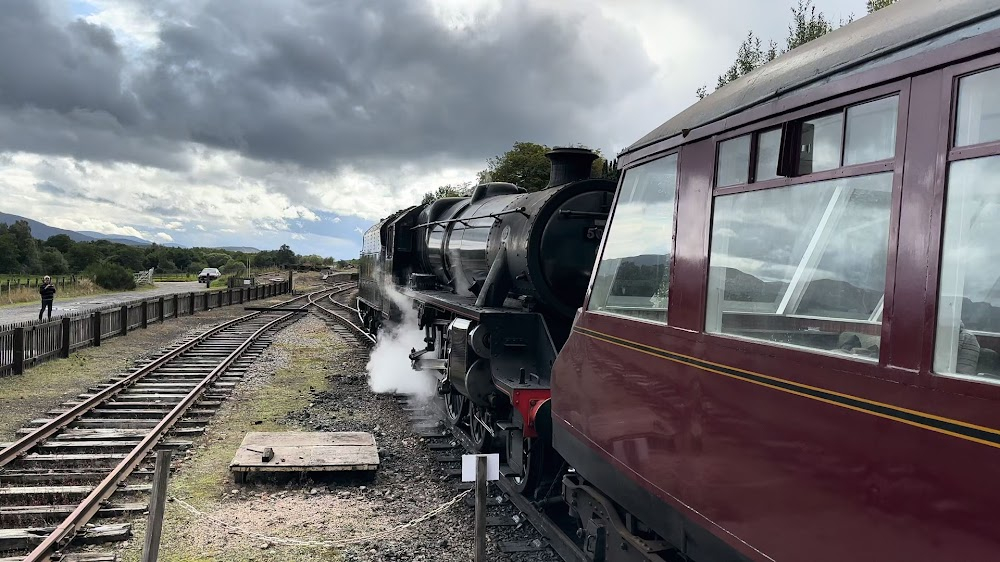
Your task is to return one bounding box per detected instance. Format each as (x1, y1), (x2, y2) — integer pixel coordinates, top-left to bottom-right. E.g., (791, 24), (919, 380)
(358, 147), (615, 493)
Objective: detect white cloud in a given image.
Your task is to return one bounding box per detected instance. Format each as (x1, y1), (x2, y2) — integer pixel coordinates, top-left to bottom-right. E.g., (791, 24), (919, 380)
(291, 233), (305, 240)
(332, 217), (342, 223)
(196, 225), (206, 231)
(154, 232), (173, 242)
(354, 227), (364, 234)
(164, 221), (184, 230)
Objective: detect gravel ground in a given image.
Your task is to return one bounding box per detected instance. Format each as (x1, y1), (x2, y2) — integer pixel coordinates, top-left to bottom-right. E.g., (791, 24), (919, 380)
(295, 314), (562, 562)
(112, 312), (562, 562)
(0, 281), (209, 325)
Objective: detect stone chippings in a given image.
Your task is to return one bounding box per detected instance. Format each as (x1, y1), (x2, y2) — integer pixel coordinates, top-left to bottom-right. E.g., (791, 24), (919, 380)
(291, 315), (562, 562)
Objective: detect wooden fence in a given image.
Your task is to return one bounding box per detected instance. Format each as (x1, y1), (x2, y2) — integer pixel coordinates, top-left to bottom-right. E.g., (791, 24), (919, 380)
(0, 276), (77, 297)
(0, 280), (290, 377)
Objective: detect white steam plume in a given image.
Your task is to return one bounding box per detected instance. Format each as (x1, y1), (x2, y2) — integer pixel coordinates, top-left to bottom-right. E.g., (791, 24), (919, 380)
(365, 283), (439, 398)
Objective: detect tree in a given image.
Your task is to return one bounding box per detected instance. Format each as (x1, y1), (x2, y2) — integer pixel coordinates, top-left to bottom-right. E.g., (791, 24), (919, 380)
(40, 247), (69, 275)
(478, 142), (610, 193)
(221, 259), (247, 277)
(8, 220), (39, 273)
(204, 252), (231, 268)
(716, 32), (779, 90)
(867, 0), (896, 12)
(274, 244), (296, 267)
(109, 246), (145, 271)
(0, 234), (18, 274)
(786, 0), (835, 51)
(44, 234), (74, 255)
(67, 243), (99, 273)
(420, 183), (473, 205)
(697, 0), (840, 97)
(479, 142), (552, 191)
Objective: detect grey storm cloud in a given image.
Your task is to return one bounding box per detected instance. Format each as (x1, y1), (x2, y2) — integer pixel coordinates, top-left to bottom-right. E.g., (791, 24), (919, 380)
(0, 0), (653, 172)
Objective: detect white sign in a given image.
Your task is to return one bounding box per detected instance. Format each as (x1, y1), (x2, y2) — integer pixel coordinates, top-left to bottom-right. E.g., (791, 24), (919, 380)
(461, 453), (500, 482)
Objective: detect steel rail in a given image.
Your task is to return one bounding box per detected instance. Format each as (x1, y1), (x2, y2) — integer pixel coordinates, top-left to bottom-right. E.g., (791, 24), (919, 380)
(22, 294), (319, 561)
(0, 290), (316, 469)
(308, 288), (375, 345)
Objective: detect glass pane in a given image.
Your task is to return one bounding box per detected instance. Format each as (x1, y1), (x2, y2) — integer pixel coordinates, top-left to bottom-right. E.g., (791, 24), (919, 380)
(798, 113), (843, 175)
(716, 135), (750, 187)
(706, 173), (892, 359)
(844, 97), (898, 165)
(935, 156), (1000, 379)
(588, 154), (678, 323)
(955, 67), (1000, 147)
(755, 128), (781, 182)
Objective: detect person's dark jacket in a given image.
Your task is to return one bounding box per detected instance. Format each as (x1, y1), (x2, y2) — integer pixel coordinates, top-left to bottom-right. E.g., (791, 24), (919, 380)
(39, 283), (56, 302)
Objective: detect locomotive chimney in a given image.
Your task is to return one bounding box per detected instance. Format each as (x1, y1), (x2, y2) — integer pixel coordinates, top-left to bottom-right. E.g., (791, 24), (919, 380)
(545, 147), (599, 188)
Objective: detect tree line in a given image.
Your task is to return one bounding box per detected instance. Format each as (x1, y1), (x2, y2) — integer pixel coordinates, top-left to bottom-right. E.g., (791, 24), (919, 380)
(0, 220), (353, 277)
(420, 141), (620, 204)
(697, 0), (898, 99)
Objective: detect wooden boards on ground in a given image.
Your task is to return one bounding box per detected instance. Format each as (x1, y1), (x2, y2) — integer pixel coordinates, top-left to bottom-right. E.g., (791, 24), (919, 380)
(229, 432), (379, 478)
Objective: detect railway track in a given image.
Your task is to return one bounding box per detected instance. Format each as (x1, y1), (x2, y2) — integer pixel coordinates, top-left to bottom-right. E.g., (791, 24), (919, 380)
(0, 289), (331, 562)
(312, 282), (585, 561)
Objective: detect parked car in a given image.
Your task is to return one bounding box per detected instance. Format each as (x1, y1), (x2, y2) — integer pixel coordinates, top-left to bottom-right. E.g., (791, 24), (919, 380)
(197, 268), (221, 283)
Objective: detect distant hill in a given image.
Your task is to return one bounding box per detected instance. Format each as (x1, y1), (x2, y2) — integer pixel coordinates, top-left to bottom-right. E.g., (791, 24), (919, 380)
(0, 212), (175, 247)
(0, 212), (95, 242)
(218, 246), (261, 253)
(77, 231), (153, 246)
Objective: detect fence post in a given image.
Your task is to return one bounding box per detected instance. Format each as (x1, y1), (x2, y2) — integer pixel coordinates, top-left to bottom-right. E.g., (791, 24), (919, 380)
(173, 294), (180, 318)
(61, 317), (71, 358)
(475, 455), (487, 562)
(141, 301), (148, 329)
(92, 311), (101, 347)
(159, 297), (166, 322)
(12, 328), (24, 376)
(121, 305), (129, 336)
(189, 293), (196, 316)
(204, 292), (210, 311)
(141, 449), (173, 562)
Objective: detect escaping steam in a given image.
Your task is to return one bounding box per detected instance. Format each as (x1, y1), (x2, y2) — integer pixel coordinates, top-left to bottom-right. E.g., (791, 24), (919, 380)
(364, 283), (438, 399)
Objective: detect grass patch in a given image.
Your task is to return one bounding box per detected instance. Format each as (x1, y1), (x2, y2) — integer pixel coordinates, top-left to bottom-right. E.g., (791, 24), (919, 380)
(116, 320), (346, 562)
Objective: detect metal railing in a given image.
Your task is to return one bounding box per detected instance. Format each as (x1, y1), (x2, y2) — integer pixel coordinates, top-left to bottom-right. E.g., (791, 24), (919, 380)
(0, 280), (290, 377)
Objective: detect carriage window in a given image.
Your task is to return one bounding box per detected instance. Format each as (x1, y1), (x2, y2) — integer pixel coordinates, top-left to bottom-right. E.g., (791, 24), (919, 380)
(716, 135), (750, 187)
(706, 172), (892, 359)
(955, 67), (1000, 147)
(845, 97), (898, 165)
(798, 113), (843, 175)
(588, 154), (678, 323)
(934, 156), (1000, 380)
(756, 128), (782, 182)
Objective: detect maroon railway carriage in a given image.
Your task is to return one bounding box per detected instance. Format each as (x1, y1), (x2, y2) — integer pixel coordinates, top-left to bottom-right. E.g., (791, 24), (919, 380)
(553, 1), (1000, 560)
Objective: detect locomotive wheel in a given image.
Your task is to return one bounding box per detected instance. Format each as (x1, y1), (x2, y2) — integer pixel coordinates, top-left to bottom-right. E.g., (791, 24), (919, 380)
(510, 436), (543, 496)
(469, 405), (492, 452)
(444, 391), (467, 427)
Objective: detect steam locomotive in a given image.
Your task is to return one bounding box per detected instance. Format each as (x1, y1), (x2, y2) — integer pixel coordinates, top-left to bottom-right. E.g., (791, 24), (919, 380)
(360, 2), (1000, 560)
(359, 148), (615, 492)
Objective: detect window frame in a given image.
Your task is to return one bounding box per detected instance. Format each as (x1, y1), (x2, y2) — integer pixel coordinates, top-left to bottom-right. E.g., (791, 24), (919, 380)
(704, 80), (910, 366)
(583, 149), (682, 326)
(710, 81), (906, 196)
(929, 53), (1000, 387)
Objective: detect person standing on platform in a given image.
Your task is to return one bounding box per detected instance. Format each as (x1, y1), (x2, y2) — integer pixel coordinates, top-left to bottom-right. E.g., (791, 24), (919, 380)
(38, 276), (56, 321)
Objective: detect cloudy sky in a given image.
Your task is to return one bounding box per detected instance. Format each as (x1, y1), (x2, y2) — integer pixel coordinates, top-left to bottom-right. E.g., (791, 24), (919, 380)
(0, 0), (866, 258)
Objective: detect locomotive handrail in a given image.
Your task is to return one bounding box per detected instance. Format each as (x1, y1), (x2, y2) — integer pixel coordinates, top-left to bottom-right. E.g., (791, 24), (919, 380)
(410, 206), (528, 229)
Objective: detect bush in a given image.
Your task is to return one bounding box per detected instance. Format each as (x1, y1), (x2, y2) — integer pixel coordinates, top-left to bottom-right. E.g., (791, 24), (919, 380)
(221, 259), (247, 277)
(85, 263), (137, 291)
